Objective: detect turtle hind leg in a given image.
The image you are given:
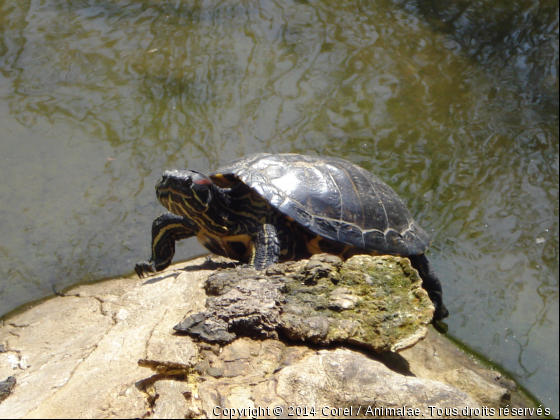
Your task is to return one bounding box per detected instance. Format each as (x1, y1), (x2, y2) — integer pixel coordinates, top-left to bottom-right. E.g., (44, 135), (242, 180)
(409, 254), (449, 321)
(251, 224), (280, 270)
(135, 213), (199, 278)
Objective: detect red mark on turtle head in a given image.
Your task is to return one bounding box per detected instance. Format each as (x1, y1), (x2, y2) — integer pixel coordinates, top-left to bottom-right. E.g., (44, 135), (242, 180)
(193, 176), (212, 185)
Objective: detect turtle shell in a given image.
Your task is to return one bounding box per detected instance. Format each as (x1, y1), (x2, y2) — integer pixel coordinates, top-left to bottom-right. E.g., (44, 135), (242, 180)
(211, 153), (431, 257)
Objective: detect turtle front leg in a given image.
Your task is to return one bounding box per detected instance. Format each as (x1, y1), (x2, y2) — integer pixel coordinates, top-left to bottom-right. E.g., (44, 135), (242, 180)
(135, 213), (199, 278)
(251, 224), (281, 270)
(409, 254), (449, 321)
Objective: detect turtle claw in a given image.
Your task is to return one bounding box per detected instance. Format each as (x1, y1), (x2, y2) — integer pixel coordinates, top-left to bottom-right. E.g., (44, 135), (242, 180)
(135, 261), (156, 278)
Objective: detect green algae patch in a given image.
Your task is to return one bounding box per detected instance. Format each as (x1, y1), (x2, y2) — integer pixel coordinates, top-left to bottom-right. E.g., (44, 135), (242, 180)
(337, 255), (434, 351)
(279, 255), (434, 352)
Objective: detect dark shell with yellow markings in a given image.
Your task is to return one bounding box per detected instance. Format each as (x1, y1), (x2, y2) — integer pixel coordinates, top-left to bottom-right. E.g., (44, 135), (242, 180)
(211, 153), (431, 257)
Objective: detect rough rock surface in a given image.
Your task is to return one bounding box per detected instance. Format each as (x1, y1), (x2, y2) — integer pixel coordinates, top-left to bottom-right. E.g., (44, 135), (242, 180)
(0, 376), (16, 403)
(194, 339), (481, 418)
(0, 256), (536, 418)
(176, 254), (434, 352)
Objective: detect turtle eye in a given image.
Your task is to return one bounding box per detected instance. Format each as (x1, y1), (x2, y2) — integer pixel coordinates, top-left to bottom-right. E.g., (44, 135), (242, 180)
(193, 184), (212, 208)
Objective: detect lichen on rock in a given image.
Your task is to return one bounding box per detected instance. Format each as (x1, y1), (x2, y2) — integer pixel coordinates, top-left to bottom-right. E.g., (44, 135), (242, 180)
(175, 254), (434, 352)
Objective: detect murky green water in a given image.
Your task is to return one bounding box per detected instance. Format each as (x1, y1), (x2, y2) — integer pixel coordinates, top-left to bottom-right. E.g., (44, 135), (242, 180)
(0, 0), (558, 413)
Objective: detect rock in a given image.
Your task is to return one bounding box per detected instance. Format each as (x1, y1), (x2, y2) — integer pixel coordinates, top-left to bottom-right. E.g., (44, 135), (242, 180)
(176, 266), (284, 343)
(0, 256), (538, 418)
(175, 254), (434, 352)
(195, 339), (480, 419)
(0, 261), (208, 418)
(444, 368), (511, 405)
(0, 376), (16, 403)
(274, 349), (478, 416)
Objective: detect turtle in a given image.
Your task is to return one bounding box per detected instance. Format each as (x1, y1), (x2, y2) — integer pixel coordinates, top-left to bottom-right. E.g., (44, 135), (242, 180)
(135, 153), (448, 320)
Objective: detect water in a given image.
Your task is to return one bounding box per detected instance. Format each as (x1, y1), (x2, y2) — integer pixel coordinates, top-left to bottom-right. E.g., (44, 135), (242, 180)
(0, 0), (557, 413)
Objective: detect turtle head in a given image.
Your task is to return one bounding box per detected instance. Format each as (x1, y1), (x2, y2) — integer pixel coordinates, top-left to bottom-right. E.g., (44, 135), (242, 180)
(156, 169), (214, 215)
